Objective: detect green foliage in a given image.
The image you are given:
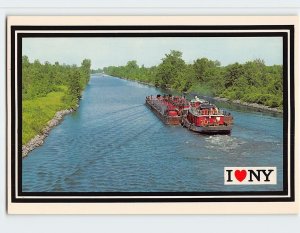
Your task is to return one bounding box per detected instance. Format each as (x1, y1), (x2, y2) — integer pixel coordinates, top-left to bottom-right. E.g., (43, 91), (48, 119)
(81, 59), (92, 85)
(193, 58), (220, 82)
(22, 57), (91, 144)
(156, 50), (186, 89)
(103, 60), (157, 84)
(91, 68), (103, 74)
(102, 50), (283, 109)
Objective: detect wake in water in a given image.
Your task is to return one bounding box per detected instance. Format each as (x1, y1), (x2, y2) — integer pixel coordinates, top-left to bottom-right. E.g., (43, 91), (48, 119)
(204, 135), (246, 153)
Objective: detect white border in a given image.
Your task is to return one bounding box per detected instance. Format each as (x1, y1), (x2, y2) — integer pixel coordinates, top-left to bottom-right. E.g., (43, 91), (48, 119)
(7, 16), (299, 214)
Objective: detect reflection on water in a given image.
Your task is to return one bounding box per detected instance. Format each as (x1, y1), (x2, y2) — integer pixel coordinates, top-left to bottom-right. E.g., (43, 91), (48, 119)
(22, 75), (283, 192)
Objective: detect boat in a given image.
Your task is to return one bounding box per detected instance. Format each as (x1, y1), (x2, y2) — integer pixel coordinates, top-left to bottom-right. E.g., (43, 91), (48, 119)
(181, 96), (233, 134)
(145, 94), (189, 125)
(146, 94), (233, 134)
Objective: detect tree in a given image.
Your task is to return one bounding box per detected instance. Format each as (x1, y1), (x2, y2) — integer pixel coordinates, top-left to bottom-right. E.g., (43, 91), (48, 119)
(223, 63), (245, 88)
(71, 71), (81, 97)
(243, 59), (266, 87)
(81, 59), (92, 84)
(156, 50), (186, 88)
(126, 60), (139, 69)
(193, 58), (220, 82)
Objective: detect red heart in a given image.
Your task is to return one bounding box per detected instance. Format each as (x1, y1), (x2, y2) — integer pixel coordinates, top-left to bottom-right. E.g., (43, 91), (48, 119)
(235, 170), (247, 182)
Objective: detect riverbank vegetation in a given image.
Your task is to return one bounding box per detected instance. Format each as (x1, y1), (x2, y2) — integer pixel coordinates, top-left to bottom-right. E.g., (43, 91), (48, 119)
(103, 50), (283, 110)
(22, 56), (91, 144)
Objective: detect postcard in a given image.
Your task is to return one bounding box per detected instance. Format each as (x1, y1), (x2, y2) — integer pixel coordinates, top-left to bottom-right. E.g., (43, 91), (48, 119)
(6, 16), (298, 214)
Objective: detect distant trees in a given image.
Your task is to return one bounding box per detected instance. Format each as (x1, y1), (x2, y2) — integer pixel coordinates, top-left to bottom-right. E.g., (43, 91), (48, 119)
(103, 60), (157, 84)
(102, 50), (283, 109)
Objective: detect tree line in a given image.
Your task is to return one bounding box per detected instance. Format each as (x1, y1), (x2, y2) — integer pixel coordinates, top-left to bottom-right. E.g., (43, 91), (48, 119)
(103, 50), (283, 109)
(22, 56), (91, 107)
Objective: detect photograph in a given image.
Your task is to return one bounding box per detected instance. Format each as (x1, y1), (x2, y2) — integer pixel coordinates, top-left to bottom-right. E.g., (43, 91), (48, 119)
(6, 16), (297, 214)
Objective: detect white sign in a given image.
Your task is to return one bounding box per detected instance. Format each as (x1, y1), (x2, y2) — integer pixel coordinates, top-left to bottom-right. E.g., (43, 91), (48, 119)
(224, 167), (277, 185)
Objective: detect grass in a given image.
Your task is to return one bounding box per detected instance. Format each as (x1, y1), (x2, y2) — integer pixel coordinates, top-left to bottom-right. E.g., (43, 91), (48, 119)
(22, 87), (69, 145)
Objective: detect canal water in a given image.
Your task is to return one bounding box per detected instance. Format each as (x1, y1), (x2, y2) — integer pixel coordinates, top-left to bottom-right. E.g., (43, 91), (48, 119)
(22, 74), (283, 192)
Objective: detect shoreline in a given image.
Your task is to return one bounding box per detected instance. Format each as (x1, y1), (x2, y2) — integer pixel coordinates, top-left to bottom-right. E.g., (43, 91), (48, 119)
(22, 108), (76, 157)
(211, 96), (283, 113)
(117, 76), (156, 87)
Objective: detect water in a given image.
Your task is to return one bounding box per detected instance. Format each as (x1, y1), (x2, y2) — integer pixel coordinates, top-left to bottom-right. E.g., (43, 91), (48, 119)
(22, 75), (283, 192)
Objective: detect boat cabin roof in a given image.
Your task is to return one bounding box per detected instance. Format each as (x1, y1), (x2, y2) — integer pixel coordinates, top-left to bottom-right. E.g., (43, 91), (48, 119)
(191, 99), (208, 103)
(199, 104), (216, 109)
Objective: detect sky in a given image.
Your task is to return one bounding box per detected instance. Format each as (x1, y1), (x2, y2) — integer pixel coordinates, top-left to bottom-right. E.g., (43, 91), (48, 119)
(22, 37), (283, 69)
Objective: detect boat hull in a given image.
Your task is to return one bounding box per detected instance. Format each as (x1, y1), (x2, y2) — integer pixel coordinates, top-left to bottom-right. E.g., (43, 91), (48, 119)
(145, 99), (181, 125)
(182, 117), (232, 134)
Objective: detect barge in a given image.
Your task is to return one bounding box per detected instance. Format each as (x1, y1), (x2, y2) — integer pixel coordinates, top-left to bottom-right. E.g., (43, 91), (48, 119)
(146, 94), (233, 134)
(145, 94), (189, 125)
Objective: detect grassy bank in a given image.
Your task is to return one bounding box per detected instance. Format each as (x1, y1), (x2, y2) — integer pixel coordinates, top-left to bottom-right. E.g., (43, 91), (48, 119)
(22, 88), (69, 145)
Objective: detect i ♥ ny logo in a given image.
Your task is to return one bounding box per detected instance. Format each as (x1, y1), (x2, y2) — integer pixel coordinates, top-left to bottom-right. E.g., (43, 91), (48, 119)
(224, 167), (277, 185)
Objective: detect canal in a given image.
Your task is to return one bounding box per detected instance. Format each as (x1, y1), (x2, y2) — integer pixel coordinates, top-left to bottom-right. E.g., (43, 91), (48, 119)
(22, 74), (283, 192)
